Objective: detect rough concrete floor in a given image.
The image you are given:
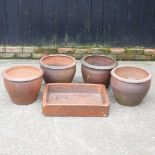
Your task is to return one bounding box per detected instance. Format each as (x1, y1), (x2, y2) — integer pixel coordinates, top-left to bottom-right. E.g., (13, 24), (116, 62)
(0, 60), (155, 155)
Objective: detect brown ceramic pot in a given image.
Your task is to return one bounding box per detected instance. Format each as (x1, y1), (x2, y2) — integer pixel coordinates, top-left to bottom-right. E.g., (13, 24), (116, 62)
(40, 55), (76, 83)
(111, 66), (152, 106)
(3, 65), (43, 105)
(42, 83), (110, 117)
(81, 55), (117, 88)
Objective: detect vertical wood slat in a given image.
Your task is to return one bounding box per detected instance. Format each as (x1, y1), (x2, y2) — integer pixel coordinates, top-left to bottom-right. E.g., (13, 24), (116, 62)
(103, 0), (117, 44)
(139, 0), (155, 46)
(152, 2), (155, 43)
(55, 0), (67, 45)
(18, 0), (31, 45)
(30, 0), (43, 45)
(114, 0), (128, 45)
(0, 0), (8, 44)
(90, 0), (104, 44)
(42, 0), (55, 45)
(6, 0), (19, 45)
(67, 0), (91, 44)
(65, 0), (76, 44)
(124, 0), (141, 45)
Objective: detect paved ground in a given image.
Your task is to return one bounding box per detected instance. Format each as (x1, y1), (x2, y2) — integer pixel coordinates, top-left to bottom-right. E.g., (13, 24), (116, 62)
(0, 60), (155, 155)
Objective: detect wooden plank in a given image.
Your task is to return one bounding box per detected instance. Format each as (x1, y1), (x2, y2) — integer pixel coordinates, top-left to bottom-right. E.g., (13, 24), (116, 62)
(55, 0), (67, 45)
(114, 0), (128, 45)
(139, 0), (154, 46)
(125, 0), (141, 45)
(151, 1), (155, 45)
(30, 0), (43, 45)
(0, 0), (8, 44)
(90, 0), (104, 44)
(42, 0), (55, 45)
(18, 0), (31, 45)
(67, 0), (91, 45)
(6, 0), (19, 44)
(103, 0), (117, 44)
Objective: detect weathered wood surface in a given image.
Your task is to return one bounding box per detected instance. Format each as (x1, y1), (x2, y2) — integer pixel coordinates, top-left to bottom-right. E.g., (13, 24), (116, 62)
(0, 0), (154, 46)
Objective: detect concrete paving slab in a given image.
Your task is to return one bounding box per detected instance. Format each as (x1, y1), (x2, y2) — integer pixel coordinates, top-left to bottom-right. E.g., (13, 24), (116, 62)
(0, 60), (155, 155)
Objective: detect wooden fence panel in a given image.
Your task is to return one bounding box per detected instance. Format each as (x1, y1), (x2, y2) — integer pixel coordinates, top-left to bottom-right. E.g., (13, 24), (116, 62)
(6, 0), (19, 44)
(0, 0), (8, 44)
(67, 0), (91, 44)
(103, 0), (117, 44)
(125, 0), (141, 45)
(114, 0), (128, 45)
(42, 0), (55, 44)
(139, 0), (155, 46)
(0, 0), (154, 46)
(90, 0), (104, 44)
(30, 0), (43, 44)
(55, 0), (67, 45)
(18, 0), (31, 45)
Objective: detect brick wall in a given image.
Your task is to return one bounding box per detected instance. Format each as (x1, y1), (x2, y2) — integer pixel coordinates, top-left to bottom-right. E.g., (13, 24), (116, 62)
(0, 46), (155, 60)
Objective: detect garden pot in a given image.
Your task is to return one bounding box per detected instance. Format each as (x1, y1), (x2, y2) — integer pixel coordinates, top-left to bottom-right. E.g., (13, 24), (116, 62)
(3, 65), (43, 105)
(40, 54), (76, 83)
(81, 55), (117, 88)
(111, 66), (152, 106)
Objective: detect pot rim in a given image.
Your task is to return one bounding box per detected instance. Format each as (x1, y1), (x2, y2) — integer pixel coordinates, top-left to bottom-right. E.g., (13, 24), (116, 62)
(81, 54), (118, 70)
(111, 66), (152, 83)
(40, 54), (76, 70)
(2, 65), (43, 82)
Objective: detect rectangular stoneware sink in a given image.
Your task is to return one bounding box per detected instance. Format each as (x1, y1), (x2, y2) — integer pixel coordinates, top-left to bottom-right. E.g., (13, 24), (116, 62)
(42, 83), (110, 117)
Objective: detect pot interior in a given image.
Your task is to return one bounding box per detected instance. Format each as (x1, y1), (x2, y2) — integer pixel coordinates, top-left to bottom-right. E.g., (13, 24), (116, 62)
(42, 56), (74, 67)
(114, 67), (149, 80)
(5, 66), (42, 79)
(84, 55), (115, 66)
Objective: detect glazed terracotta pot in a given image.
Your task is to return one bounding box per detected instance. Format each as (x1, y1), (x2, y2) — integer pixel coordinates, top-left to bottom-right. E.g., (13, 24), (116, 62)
(81, 55), (117, 88)
(111, 66), (152, 106)
(3, 65), (43, 105)
(40, 55), (76, 83)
